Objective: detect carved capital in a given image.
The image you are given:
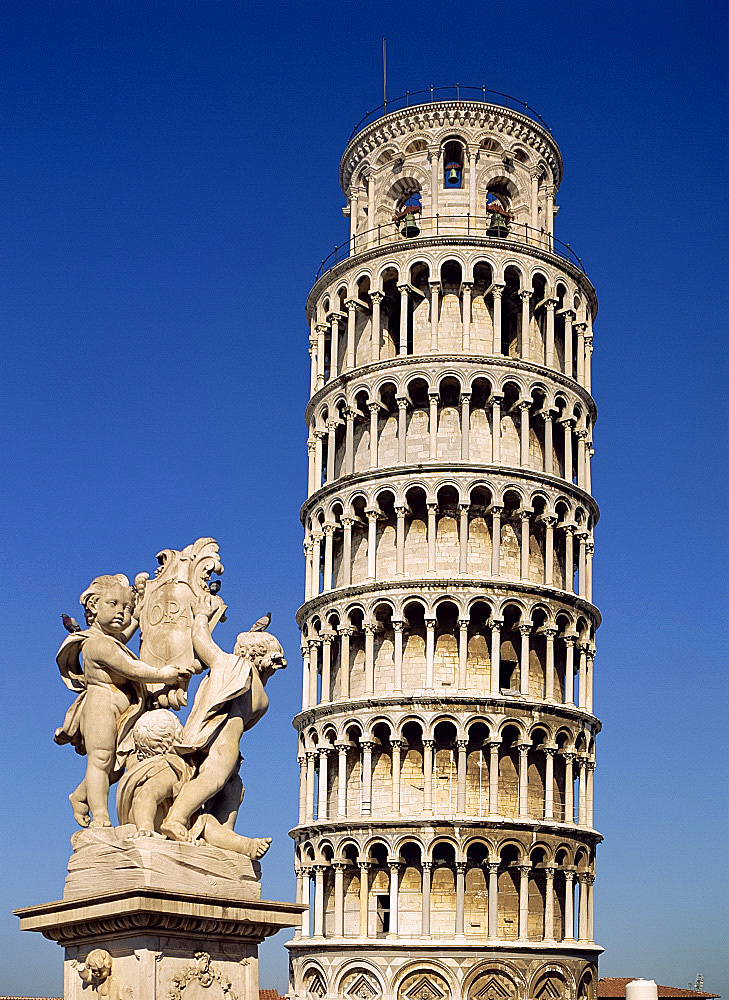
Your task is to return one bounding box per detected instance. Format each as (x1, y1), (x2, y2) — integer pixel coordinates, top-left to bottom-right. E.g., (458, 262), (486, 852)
(424, 617), (436, 629)
(369, 289), (385, 304)
(540, 626), (558, 639)
(359, 740), (375, 751)
(519, 288), (532, 302)
(517, 623), (533, 636)
(396, 396), (409, 410)
(338, 625), (356, 637)
(488, 617), (504, 632)
(422, 738), (435, 750)
(456, 739), (469, 751)
(491, 283), (505, 299)
(458, 618), (470, 629)
(392, 619), (405, 633)
(460, 393), (472, 405)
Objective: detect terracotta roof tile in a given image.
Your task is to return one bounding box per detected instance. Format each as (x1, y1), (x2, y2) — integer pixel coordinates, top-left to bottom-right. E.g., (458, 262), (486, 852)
(598, 980), (719, 999)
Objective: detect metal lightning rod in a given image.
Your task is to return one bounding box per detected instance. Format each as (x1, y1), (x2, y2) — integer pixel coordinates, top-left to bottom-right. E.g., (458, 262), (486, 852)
(382, 36), (387, 110)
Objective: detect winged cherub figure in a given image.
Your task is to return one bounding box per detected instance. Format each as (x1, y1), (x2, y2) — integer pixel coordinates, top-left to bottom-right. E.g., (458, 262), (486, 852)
(55, 574), (190, 828)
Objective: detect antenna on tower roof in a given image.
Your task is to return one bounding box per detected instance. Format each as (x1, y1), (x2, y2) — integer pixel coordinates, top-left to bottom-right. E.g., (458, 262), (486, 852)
(382, 36), (387, 110)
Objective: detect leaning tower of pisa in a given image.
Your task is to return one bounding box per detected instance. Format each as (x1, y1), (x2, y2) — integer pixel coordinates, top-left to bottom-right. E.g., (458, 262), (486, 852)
(289, 88), (600, 1000)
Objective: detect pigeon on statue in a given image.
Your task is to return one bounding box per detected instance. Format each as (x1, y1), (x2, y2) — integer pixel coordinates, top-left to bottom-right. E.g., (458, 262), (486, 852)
(61, 614), (81, 633)
(249, 612), (271, 632)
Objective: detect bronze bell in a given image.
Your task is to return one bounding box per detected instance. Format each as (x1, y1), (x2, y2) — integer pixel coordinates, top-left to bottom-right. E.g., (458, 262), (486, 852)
(446, 163), (460, 185)
(401, 215), (420, 238)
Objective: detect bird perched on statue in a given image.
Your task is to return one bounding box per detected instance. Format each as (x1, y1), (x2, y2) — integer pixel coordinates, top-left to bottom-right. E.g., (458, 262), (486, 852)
(250, 612), (271, 632)
(61, 614), (81, 633)
(208, 580), (221, 595)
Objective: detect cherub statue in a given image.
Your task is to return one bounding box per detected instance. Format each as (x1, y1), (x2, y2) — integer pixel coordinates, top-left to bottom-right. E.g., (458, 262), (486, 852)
(55, 574), (190, 829)
(116, 709), (271, 858)
(77, 949), (119, 999)
(159, 599), (286, 844)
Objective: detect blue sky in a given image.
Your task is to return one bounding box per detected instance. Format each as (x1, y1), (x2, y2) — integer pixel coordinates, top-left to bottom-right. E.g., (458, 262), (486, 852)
(1, 0), (727, 995)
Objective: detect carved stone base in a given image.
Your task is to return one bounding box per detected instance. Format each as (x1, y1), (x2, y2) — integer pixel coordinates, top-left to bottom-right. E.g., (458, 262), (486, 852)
(16, 890), (303, 1000)
(64, 825), (263, 903)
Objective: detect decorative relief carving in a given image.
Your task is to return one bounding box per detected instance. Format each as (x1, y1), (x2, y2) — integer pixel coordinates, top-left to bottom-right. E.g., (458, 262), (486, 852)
(399, 971), (451, 1000)
(76, 949), (128, 1000)
(168, 952), (239, 1000)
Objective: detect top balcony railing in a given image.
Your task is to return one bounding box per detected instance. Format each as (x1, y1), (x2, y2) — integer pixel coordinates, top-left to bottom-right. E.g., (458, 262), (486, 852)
(315, 214), (585, 281)
(348, 84), (552, 142)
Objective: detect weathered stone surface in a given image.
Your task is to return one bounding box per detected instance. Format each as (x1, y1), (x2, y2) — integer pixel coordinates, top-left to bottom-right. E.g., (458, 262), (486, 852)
(65, 826), (261, 902)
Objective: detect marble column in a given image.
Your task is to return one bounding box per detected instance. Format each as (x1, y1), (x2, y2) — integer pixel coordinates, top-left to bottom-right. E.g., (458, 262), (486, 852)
(458, 504), (469, 574)
(456, 739), (468, 813)
(422, 739), (434, 814)
(460, 394), (471, 460)
(421, 861), (432, 937)
(360, 741), (374, 815)
(425, 618), (436, 689)
(458, 618), (469, 690)
(518, 623), (532, 695)
(393, 620), (404, 691)
(489, 619), (502, 695)
(487, 861), (499, 941)
(358, 861), (370, 937)
(492, 284), (505, 354)
(336, 742), (348, 818)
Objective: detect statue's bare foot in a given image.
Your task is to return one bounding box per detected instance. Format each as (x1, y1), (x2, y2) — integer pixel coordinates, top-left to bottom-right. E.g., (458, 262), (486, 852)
(245, 837), (272, 860)
(89, 815), (112, 829)
(160, 819), (195, 843)
(69, 791), (90, 827)
(130, 827), (162, 839)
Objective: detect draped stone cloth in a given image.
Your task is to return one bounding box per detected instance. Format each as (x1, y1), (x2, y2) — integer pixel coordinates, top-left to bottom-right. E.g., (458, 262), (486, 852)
(180, 652), (253, 752)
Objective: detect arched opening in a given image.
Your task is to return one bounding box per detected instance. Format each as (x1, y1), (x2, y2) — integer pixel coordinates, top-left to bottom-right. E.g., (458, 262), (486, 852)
(443, 139), (464, 188)
(498, 843), (521, 938)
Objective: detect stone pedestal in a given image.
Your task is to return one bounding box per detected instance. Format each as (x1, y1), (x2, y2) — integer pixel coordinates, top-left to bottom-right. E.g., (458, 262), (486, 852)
(16, 829), (304, 1000)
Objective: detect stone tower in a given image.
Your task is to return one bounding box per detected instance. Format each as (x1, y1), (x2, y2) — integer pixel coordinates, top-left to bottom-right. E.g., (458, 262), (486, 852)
(289, 89), (600, 1000)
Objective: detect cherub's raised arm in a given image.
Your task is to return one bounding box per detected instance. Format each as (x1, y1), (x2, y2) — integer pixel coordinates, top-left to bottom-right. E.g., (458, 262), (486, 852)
(85, 635), (179, 684)
(191, 612), (228, 672)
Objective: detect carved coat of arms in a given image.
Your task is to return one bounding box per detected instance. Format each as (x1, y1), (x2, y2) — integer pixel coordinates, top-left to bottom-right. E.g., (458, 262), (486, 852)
(136, 537), (225, 709)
